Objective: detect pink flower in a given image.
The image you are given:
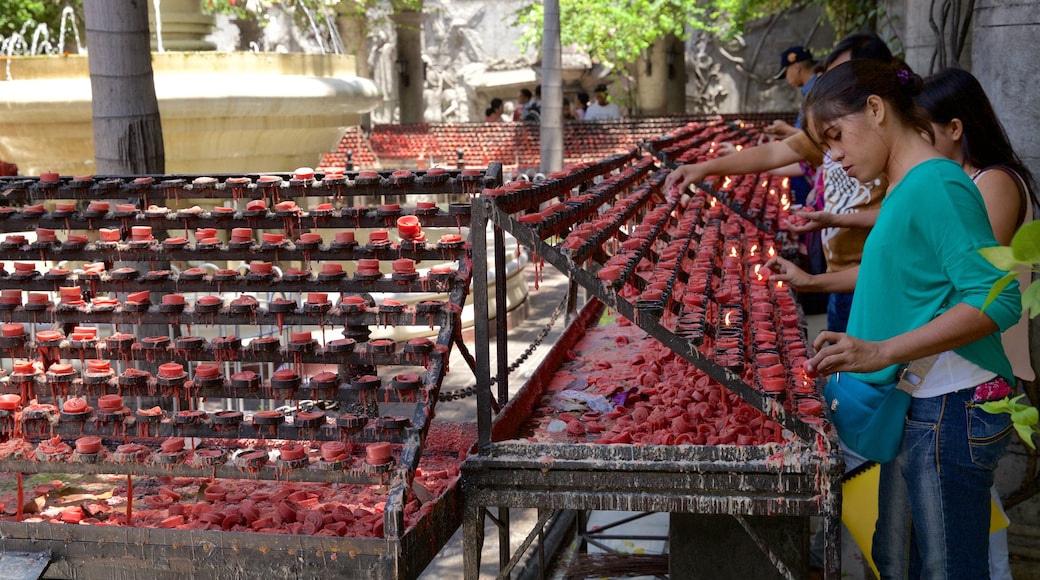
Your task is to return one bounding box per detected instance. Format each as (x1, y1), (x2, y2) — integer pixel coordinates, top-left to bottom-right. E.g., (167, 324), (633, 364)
(973, 380), (1012, 403)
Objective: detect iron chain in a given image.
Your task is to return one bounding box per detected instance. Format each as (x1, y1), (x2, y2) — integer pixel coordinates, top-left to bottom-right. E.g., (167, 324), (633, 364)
(437, 293), (570, 402)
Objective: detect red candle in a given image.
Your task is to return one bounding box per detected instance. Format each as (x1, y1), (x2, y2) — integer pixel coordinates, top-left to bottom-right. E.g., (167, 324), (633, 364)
(307, 293), (328, 304)
(231, 228), (253, 243)
(99, 228), (121, 242)
(2, 322), (24, 337)
(97, 394), (123, 411)
(396, 215), (421, 238)
(194, 364), (221, 379)
(85, 360), (110, 375)
(36, 330), (63, 342)
(126, 291), (150, 304)
(194, 228), (217, 240)
(320, 441), (348, 462)
(298, 232), (322, 244)
(161, 437), (186, 453)
(75, 436), (102, 454)
(12, 360), (35, 375)
(62, 397), (87, 413)
(196, 295), (222, 307)
(321, 263), (343, 275)
(162, 294), (185, 306)
(366, 442), (392, 465)
(392, 258), (416, 274)
(35, 228), (57, 243)
(369, 230), (389, 243)
(439, 233), (463, 244)
(158, 363), (185, 379)
(290, 331), (312, 344)
(0, 394), (21, 410)
(131, 226), (153, 241)
(249, 262), (273, 275)
(335, 231), (355, 244)
(278, 444), (306, 461)
(293, 167), (314, 181)
(245, 200), (267, 212)
(274, 201), (298, 213)
(87, 201), (109, 213)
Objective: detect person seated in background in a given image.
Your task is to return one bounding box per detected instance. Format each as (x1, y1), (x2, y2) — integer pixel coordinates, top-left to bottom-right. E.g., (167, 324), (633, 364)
(584, 84), (621, 121)
(562, 98), (578, 121)
(575, 91), (590, 120)
(485, 98), (504, 122)
(512, 88), (532, 122)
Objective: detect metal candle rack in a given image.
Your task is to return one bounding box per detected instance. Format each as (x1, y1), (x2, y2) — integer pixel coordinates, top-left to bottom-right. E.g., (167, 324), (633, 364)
(0, 166), (499, 578)
(464, 121), (843, 579)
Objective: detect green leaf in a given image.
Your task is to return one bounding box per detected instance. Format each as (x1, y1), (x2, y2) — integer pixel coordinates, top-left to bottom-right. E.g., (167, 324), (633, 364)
(1011, 405), (1039, 427)
(1014, 424), (1038, 450)
(978, 246), (1023, 271)
(979, 271), (1018, 315)
(1011, 221), (1040, 262)
(1024, 277), (1040, 318)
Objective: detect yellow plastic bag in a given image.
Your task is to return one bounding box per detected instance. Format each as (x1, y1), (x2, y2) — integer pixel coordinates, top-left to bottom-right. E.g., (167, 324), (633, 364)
(843, 462), (1009, 577)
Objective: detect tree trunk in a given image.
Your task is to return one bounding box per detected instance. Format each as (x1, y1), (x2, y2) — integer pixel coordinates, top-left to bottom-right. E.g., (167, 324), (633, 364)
(393, 7), (424, 124)
(84, 0), (165, 174)
(540, 0), (563, 173)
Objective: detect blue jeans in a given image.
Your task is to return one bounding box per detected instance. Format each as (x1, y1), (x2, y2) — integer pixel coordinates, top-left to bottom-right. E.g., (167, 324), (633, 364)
(827, 292), (854, 333)
(873, 386), (1013, 579)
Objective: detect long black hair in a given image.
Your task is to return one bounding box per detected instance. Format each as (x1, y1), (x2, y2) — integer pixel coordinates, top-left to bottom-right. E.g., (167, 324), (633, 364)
(822, 32), (894, 69)
(917, 67), (1036, 198)
(804, 59), (933, 146)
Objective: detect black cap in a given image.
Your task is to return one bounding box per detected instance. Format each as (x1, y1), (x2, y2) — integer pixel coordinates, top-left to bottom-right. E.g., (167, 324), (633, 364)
(773, 46), (813, 80)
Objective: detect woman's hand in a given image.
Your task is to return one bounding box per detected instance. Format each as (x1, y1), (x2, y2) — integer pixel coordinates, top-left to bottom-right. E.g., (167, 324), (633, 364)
(808, 331), (892, 376)
(664, 164), (709, 196)
(786, 210), (837, 233)
(765, 120), (799, 138)
(764, 255), (813, 290)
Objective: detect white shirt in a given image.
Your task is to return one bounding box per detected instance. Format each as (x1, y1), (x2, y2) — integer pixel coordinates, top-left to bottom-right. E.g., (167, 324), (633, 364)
(584, 102), (621, 121)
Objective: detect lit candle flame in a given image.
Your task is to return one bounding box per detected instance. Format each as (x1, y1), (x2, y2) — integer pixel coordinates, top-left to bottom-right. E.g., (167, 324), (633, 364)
(761, 179), (768, 188)
(723, 176), (732, 188)
(724, 310), (733, 325)
(767, 246), (776, 258)
(739, 122), (745, 128)
(776, 280), (784, 289)
(754, 264), (763, 281)
(781, 177), (789, 188)
(735, 145), (743, 152)
(749, 244), (758, 256)
(729, 246), (738, 258)
(769, 188), (776, 196)
(709, 197), (717, 208)
(780, 193), (791, 211)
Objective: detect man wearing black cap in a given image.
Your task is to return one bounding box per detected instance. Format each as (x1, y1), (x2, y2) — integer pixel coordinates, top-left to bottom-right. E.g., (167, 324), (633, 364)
(583, 83), (621, 121)
(773, 46), (817, 129)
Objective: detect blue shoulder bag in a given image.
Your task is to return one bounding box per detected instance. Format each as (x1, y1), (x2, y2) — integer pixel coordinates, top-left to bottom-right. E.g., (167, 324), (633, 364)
(822, 355), (939, 463)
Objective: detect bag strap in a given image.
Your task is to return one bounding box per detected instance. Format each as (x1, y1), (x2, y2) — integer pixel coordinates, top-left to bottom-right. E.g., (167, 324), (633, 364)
(895, 354), (941, 394)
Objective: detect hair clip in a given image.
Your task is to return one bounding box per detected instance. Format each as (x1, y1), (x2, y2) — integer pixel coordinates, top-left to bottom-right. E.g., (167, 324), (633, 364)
(896, 68), (912, 85)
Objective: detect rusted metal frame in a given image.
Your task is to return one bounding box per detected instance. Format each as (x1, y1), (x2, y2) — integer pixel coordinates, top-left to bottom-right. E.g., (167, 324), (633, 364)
(483, 200), (819, 443)
(493, 509), (557, 580)
(1, 271), (462, 294)
(732, 515), (798, 580)
(471, 196), (494, 453)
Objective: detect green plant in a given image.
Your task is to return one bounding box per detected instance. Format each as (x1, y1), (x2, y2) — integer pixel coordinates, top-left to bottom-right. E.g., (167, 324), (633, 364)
(979, 220), (1040, 318)
(0, 0), (76, 40)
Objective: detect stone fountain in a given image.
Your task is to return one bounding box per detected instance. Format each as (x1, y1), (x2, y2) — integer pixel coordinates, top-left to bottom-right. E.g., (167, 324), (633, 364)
(0, 1), (380, 176)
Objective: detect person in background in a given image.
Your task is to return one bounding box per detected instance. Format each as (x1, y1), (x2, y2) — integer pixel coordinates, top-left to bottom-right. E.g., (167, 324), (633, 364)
(485, 98), (504, 122)
(666, 33), (894, 335)
(562, 97), (578, 121)
(770, 58), (1020, 579)
(575, 91), (590, 120)
(772, 46), (818, 207)
(584, 84), (621, 121)
(917, 65), (1033, 580)
(513, 88), (532, 122)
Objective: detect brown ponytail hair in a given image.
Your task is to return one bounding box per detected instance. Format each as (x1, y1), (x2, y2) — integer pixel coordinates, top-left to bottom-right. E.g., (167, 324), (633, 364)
(804, 59), (933, 145)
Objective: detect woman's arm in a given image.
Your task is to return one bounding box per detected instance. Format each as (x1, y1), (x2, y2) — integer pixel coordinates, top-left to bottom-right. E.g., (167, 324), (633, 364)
(808, 303), (999, 375)
(787, 208), (880, 233)
(664, 140), (805, 193)
(763, 257), (859, 293)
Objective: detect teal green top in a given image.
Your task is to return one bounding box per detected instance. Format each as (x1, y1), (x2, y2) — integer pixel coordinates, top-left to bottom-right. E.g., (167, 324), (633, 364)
(847, 158), (1021, 384)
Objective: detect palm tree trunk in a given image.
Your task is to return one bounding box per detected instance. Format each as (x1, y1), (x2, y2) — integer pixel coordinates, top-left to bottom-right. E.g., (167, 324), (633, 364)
(540, 0), (563, 173)
(84, 0), (165, 174)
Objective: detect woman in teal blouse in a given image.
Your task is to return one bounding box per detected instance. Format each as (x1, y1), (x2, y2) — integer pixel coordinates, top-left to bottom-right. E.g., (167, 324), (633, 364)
(769, 59), (1021, 578)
